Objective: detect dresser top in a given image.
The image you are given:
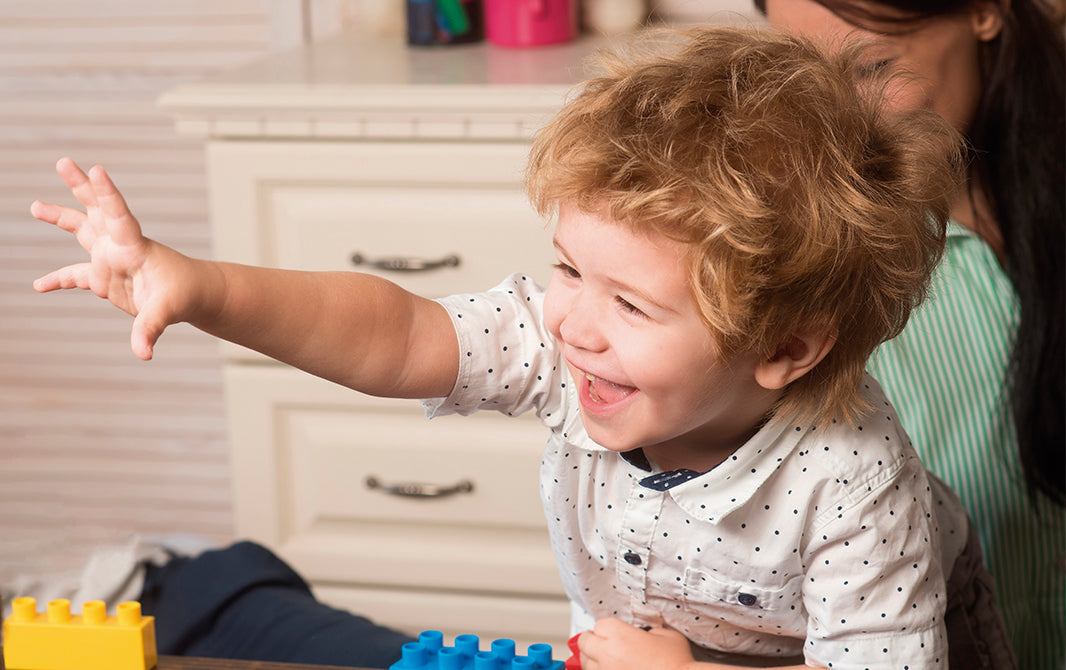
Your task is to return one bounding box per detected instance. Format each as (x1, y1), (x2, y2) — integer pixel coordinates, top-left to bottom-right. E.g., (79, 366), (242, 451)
(158, 33), (620, 140)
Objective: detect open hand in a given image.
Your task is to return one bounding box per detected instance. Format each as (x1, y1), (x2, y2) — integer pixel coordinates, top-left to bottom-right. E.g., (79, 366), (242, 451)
(32, 158), (193, 360)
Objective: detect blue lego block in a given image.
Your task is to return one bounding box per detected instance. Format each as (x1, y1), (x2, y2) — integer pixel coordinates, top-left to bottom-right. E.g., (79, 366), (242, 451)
(390, 630), (565, 670)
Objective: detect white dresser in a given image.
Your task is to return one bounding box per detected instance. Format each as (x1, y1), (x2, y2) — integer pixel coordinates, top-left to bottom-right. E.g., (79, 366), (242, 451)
(159, 33), (615, 651)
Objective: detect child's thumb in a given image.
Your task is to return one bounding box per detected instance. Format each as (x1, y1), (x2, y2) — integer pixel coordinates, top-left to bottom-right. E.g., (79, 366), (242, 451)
(131, 305), (168, 361)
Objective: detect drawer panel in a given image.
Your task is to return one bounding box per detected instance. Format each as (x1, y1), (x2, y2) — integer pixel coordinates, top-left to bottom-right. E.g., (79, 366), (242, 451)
(284, 406), (548, 529)
(226, 365), (565, 597)
(269, 181), (553, 297)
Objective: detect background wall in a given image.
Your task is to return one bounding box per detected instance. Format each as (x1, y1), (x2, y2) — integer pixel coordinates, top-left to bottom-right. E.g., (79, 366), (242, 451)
(0, 0), (400, 584)
(0, 0), (275, 584)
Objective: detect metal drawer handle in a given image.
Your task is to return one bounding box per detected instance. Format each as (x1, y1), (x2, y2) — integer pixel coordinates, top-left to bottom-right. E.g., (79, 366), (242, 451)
(350, 252), (461, 273)
(364, 475), (474, 499)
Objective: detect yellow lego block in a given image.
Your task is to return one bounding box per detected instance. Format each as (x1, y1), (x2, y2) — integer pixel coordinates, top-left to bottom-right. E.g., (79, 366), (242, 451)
(3, 597), (157, 670)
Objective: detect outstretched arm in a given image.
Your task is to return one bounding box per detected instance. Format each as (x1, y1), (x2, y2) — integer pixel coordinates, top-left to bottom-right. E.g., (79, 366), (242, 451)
(32, 158), (458, 399)
(577, 619), (825, 670)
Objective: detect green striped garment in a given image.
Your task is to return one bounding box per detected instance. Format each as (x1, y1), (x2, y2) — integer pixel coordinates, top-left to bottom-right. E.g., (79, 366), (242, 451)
(868, 222), (1066, 670)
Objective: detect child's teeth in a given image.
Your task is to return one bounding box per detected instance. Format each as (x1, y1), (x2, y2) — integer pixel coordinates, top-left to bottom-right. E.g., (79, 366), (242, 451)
(586, 373), (603, 403)
(583, 371), (634, 405)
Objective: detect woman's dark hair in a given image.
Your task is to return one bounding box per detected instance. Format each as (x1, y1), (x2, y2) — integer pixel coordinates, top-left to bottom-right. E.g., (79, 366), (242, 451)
(754, 0), (1065, 506)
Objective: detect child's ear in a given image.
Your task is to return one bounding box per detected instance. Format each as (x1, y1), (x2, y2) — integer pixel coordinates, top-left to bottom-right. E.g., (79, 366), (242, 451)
(754, 329), (836, 390)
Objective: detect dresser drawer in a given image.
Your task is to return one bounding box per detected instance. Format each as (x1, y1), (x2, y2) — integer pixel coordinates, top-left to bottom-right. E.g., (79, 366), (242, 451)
(225, 364), (565, 598)
(209, 141), (555, 286)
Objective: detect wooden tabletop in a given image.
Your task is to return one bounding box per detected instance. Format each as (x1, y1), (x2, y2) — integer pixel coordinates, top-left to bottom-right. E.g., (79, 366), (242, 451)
(162, 659), (375, 670)
(0, 654), (375, 670)
(163, 659), (375, 670)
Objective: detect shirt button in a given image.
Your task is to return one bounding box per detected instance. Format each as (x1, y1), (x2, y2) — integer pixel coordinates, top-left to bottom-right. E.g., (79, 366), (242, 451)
(623, 551), (642, 566)
(738, 593), (758, 606)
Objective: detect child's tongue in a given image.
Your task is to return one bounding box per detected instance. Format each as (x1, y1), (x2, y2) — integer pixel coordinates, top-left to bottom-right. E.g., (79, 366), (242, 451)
(588, 375), (635, 404)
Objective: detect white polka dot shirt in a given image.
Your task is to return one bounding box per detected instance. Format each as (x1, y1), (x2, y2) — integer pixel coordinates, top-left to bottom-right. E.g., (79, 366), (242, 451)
(424, 274), (969, 669)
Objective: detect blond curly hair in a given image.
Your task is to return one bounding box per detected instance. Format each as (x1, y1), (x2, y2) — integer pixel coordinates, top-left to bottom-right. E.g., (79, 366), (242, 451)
(526, 26), (963, 425)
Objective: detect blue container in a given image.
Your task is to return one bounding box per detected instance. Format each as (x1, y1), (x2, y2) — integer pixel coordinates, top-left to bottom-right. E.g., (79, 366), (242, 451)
(406, 0), (484, 45)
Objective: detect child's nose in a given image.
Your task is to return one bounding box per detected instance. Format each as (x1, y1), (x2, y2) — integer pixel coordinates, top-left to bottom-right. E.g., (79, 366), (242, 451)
(559, 291), (607, 352)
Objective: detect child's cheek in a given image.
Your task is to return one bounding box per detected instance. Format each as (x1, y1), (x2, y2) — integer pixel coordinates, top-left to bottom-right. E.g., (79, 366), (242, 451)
(542, 283), (566, 341)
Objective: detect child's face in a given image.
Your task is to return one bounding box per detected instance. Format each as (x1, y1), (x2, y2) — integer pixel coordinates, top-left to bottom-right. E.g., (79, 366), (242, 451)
(543, 204), (781, 470)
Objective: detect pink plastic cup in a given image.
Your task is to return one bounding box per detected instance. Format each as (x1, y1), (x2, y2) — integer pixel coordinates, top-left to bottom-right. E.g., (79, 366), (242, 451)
(484, 0), (578, 47)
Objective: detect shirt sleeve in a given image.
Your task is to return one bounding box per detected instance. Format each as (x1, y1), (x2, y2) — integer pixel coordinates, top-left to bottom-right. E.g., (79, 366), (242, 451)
(800, 455), (950, 669)
(422, 273), (566, 425)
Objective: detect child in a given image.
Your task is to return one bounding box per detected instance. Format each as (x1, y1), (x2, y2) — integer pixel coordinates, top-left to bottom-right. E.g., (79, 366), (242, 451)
(31, 26), (1012, 670)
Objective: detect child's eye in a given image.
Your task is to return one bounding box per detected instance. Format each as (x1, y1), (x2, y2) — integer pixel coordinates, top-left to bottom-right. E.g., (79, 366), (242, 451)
(615, 296), (648, 319)
(553, 262), (580, 279)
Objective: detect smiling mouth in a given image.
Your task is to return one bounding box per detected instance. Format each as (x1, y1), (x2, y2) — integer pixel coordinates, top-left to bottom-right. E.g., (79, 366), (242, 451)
(584, 372), (637, 405)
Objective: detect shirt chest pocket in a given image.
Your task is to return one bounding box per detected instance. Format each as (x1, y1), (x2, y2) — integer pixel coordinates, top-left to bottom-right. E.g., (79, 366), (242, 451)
(680, 566), (806, 633)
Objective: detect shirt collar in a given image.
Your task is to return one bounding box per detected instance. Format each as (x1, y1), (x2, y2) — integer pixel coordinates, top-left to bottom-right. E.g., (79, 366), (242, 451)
(646, 413), (810, 524)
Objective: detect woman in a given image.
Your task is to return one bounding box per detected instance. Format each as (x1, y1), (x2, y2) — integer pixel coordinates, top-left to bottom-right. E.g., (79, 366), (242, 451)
(755, 1), (1065, 667)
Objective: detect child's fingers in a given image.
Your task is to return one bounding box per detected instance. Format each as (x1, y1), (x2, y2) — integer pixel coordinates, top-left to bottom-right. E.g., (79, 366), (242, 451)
(29, 200), (62, 225)
(33, 263), (92, 293)
(31, 200), (89, 236)
(55, 157), (99, 211)
(577, 628), (603, 657)
(88, 164), (144, 246)
(575, 633), (606, 670)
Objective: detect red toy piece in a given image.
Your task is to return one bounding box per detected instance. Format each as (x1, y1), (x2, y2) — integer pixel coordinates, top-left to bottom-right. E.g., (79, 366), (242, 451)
(564, 633), (582, 670)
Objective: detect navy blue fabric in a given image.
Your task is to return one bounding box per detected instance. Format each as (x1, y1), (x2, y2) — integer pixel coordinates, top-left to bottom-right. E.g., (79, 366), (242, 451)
(139, 541), (415, 668)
